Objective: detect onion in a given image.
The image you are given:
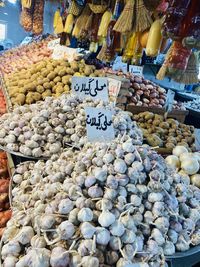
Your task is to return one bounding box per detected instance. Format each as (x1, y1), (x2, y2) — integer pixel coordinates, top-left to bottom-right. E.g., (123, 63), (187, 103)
(165, 155), (180, 169)
(191, 174), (200, 188)
(173, 146), (188, 157)
(181, 158), (199, 175)
(180, 152), (195, 162)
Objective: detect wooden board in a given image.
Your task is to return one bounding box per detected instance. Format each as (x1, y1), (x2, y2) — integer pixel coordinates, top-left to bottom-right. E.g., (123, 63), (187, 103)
(127, 104), (189, 123)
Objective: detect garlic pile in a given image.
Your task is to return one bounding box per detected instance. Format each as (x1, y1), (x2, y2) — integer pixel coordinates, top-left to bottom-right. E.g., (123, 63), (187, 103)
(3, 137), (200, 266)
(0, 94), (142, 158)
(166, 146), (200, 188)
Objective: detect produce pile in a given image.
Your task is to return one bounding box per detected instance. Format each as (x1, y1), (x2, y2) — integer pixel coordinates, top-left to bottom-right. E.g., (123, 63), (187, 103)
(0, 151), (12, 238)
(3, 138), (200, 266)
(166, 146), (200, 188)
(0, 95), (142, 158)
(185, 98), (200, 112)
(105, 69), (185, 111)
(133, 112), (195, 151)
(0, 38), (53, 75)
(4, 58), (104, 106)
(0, 87), (6, 115)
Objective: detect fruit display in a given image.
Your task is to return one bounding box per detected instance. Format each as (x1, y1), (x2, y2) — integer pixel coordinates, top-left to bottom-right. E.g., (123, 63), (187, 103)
(0, 151), (12, 238)
(4, 59), (104, 106)
(133, 112), (195, 151)
(166, 146), (200, 188)
(0, 37), (53, 75)
(2, 138), (200, 266)
(0, 95), (142, 158)
(104, 69), (185, 111)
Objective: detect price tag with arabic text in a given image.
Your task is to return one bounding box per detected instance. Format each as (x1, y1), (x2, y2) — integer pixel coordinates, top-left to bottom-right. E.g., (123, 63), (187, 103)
(165, 89), (175, 113)
(72, 77), (109, 102)
(129, 65), (143, 76)
(48, 38), (60, 50)
(85, 107), (115, 142)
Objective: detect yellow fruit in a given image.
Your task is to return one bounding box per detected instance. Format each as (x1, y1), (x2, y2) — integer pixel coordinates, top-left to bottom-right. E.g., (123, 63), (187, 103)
(98, 10), (112, 38)
(64, 14), (74, 34)
(146, 19), (162, 57)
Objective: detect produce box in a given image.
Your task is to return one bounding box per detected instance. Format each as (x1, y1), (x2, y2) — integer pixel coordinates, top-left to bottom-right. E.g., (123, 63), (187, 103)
(127, 104), (189, 123)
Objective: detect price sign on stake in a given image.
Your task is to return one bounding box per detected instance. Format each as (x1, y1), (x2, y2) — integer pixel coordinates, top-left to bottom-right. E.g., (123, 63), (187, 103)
(129, 65), (143, 76)
(85, 107), (115, 142)
(165, 89), (175, 113)
(72, 77), (109, 102)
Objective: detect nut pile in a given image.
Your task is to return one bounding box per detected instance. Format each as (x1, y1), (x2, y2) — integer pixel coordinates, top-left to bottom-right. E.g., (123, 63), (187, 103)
(0, 37), (53, 75)
(133, 112), (195, 151)
(5, 59), (104, 106)
(0, 95), (142, 158)
(2, 138), (200, 266)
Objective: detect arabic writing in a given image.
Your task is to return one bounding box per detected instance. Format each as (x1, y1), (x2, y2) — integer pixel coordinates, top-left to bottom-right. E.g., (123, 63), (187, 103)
(86, 112), (112, 131)
(74, 78), (107, 97)
(85, 107), (115, 142)
(72, 77), (109, 101)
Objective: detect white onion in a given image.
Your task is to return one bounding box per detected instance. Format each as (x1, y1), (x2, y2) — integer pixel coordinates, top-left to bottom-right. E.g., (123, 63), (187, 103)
(173, 146), (188, 157)
(181, 159), (199, 175)
(165, 155), (180, 169)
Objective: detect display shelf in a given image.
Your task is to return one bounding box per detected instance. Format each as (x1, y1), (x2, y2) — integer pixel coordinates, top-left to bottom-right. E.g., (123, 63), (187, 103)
(127, 104), (189, 123)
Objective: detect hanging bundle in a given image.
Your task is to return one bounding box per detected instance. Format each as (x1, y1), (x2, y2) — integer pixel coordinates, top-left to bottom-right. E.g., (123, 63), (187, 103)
(32, 0), (45, 35)
(98, 10), (112, 39)
(20, 8), (32, 32)
(173, 53), (199, 85)
(54, 9), (64, 34)
(21, 0), (32, 9)
(64, 13), (74, 34)
(69, 0), (83, 16)
(80, 13), (93, 39)
(156, 44), (173, 80)
(53, 9), (60, 29)
(72, 4), (91, 39)
(89, 0), (108, 14)
(113, 0), (135, 33)
(133, 0), (153, 32)
(146, 19), (162, 57)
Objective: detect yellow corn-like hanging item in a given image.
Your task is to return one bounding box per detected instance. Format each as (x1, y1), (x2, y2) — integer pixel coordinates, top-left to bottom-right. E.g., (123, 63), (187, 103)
(64, 13), (74, 34)
(123, 32), (138, 62)
(54, 12), (64, 34)
(98, 10), (112, 38)
(72, 4), (91, 39)
(53, 9), (60, 29)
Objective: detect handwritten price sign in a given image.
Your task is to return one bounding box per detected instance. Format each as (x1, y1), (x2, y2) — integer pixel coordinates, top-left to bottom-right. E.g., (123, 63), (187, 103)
(72, 77), (109, 102)
(165, 89), (175, 113)
(85, 107), (115, 142)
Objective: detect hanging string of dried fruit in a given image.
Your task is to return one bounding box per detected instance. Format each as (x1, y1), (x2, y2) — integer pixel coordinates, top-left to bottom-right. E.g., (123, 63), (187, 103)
(32, 0), (45, 35)
(20, 0), (34, 32)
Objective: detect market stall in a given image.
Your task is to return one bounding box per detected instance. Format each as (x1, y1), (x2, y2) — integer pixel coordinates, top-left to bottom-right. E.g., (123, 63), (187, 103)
(0, 0), (200, 266)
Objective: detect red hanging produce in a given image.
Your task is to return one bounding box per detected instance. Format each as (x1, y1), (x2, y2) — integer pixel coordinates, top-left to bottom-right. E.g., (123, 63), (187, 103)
(162, 0), (191, 39)
(167, 41), (192, 75)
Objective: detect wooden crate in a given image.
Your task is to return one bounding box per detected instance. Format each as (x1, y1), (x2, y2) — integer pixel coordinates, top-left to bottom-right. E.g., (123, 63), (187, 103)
(127, 104), (189, 123)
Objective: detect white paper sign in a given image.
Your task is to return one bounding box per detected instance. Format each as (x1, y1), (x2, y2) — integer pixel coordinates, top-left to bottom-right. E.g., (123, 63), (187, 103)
(85, 107), (115, 142)
(48, 38), (60, 50)
(129, 65), (143, 76)
(195, 129), (200, 151)
(108, 78), (121, 100)
(72, 77), (109, 102)
(52, 45), (78, 62)
(165, 89), (175, 113)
